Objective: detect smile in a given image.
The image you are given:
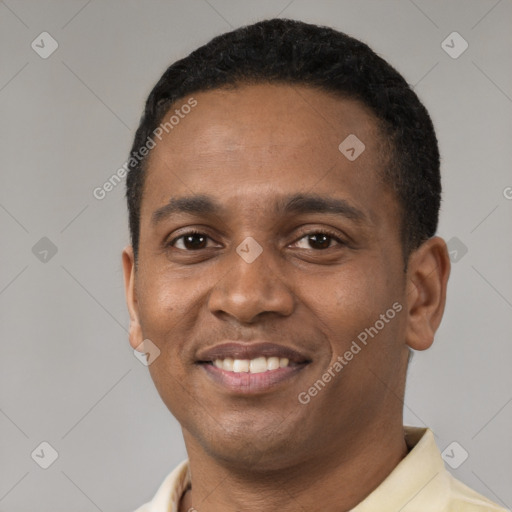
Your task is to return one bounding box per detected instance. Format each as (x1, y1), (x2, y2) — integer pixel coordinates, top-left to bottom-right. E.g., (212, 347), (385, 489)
(196, 342), (311, 394)
(200, 361), (309, 394)
(212, 356), (292, 373)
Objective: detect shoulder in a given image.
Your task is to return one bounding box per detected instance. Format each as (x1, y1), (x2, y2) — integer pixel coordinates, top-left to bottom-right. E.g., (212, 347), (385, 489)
(132, 505), (151, 512)
(445, 473), (509, 512)
(131, 459), (190, 512)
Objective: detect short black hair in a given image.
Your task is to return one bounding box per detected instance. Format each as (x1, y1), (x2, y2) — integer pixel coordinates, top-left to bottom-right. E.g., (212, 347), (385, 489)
(126, 18), (440, 265)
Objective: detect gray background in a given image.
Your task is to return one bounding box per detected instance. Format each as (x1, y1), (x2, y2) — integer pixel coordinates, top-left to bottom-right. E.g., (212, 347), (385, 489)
(1, 0), (511, 510)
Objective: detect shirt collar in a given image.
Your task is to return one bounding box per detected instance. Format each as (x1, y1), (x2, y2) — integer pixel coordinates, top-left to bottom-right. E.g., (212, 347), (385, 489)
(146, 426), (448, 512)
(350, 426), (449, 511)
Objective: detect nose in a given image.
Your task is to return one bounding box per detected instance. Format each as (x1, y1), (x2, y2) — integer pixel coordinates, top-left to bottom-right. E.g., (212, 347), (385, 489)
(207, 239), (295, 324)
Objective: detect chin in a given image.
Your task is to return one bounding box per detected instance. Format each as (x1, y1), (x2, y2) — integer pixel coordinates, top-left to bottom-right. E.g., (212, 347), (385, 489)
(198, 418), (307, 469)
(209, 442), (299, 473)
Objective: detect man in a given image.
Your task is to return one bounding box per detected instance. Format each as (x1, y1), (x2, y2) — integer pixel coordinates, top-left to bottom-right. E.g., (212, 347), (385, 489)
(122, 18), (507, 512)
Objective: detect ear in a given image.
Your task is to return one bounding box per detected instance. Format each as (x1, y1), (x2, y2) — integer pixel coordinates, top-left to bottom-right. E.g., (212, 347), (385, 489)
(122, 246), (144, 351)
(404, 236), (451, 351)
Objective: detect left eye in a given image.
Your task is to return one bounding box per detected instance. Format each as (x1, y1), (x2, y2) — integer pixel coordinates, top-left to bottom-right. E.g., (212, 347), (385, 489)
(292, 232), (344, 250)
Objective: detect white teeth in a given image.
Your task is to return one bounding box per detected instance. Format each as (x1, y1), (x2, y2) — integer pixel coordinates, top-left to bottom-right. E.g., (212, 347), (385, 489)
(212, 356), (291, 373)
(222, 357), (234, 371)
(249, 357), (267, 373)
(267, 357), (280, 370)
(232, 359), (249, 372)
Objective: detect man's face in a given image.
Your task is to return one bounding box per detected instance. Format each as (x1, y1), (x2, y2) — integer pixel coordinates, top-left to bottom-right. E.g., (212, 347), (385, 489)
(125, 83), (411, 470)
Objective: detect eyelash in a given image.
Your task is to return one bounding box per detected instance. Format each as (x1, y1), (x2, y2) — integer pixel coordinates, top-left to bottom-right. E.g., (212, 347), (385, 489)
(167, 228), (347, 251)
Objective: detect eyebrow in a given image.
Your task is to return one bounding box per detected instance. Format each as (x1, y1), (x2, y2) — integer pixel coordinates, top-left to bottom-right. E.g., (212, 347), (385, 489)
(151, 193), (367, 226)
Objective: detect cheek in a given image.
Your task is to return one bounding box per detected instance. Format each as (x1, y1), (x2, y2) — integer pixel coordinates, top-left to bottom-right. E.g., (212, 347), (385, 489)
(138, 260), (194, 318)
(138, 273), (199, 413)
(333, 261), (384, 316)
(136, 270), (195, 357)
(318, 258), (399, 353)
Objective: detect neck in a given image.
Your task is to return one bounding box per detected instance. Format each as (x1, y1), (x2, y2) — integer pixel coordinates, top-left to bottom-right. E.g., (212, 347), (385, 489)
(179, 420), (409, 512)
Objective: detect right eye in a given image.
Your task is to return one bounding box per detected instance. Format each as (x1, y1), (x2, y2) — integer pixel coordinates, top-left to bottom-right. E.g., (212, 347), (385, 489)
(168, 230), (217, 251)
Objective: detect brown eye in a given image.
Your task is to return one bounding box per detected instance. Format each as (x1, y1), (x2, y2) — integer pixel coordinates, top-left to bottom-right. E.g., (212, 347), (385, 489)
(293, 231), (345, 250)
(170, 231), (210, 250)
(307, 233), (332, 249)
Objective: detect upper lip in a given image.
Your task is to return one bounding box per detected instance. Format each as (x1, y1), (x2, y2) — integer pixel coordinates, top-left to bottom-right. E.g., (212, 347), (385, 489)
(196, 342), (311, 364)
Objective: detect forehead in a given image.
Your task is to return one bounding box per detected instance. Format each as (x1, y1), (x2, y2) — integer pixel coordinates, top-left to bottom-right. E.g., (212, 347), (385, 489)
(149, 83), (382, 159)
(141, 83), (394, 227)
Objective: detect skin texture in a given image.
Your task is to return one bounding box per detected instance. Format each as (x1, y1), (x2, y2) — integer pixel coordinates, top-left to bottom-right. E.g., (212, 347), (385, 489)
(122, 83), (451, 512)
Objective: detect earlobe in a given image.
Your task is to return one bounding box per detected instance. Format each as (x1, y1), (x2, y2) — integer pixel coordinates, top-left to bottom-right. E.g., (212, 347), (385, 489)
(404, 236), (451, 351)
(122, 246), (144, 350)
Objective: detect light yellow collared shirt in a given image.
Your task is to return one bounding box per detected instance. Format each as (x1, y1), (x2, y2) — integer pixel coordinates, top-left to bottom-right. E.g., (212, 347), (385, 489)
(134, 427), (509, 512)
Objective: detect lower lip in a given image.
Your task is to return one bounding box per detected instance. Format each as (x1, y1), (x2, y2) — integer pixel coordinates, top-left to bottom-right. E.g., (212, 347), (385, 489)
(199, 362), (308, 394)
